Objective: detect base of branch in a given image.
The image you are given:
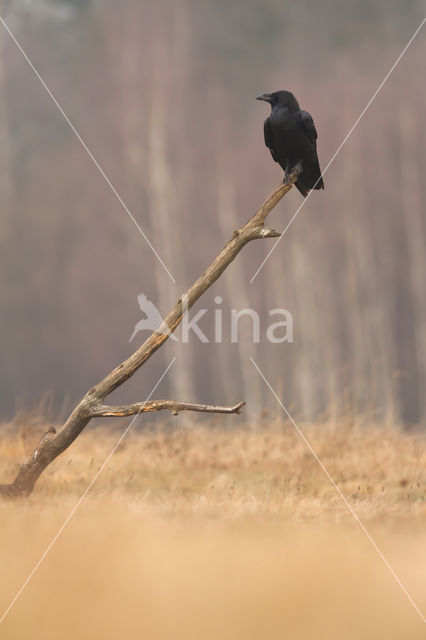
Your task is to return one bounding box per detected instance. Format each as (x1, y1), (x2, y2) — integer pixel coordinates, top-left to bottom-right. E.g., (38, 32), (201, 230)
(0, 483), (27, 499)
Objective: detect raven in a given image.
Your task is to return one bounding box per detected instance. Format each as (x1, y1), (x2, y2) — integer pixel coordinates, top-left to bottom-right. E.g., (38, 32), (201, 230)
(256, 90), (324, 197)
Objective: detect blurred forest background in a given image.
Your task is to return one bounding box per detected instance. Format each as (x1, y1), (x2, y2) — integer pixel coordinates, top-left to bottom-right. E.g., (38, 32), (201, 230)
(0, 0), (425, 424)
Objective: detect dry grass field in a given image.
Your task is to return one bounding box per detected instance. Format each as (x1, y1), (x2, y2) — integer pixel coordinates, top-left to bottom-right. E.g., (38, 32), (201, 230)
(0, 415), (425, 639)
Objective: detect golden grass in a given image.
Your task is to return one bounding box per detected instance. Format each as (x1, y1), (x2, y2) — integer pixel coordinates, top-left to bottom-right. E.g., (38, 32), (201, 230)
(0, 417), (425, 639)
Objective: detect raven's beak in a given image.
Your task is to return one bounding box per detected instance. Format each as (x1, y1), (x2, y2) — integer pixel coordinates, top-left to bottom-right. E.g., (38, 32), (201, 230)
(256, 93), (273, 103)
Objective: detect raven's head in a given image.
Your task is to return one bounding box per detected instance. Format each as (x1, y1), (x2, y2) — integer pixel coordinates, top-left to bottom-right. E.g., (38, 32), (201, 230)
(256, 90), (300, 112)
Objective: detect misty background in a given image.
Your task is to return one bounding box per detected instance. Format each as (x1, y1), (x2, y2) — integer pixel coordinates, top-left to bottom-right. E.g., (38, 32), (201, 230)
(0, 0), (425, 424)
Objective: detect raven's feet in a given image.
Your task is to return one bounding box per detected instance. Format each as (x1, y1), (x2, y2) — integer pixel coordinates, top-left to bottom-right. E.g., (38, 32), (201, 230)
(283, 162), (303, 185)
(282, 171), (292, 186)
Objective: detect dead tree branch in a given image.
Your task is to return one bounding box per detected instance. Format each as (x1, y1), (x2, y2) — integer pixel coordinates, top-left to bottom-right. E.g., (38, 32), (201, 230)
(91, 400), (246, 417)
(0, 166), (301, 499)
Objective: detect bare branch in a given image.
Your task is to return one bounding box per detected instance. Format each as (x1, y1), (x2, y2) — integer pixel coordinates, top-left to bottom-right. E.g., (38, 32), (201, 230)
(91, 400), (246, 417)
(0, 167), (301, 499)
(88, 166), (301, 402)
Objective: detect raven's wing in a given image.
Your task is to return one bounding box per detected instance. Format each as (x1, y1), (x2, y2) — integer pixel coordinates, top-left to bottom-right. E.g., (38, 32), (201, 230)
(299, 110), (324, 192)
(264, 118), (278, 162)
(300, 110), (318, 145)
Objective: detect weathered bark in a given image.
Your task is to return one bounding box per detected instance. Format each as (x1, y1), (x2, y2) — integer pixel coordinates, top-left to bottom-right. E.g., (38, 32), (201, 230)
(91, 400), (245, 418)
(0, 167), (301, 499)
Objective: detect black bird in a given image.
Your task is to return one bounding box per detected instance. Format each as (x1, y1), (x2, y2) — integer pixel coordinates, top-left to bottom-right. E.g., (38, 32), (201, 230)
(256, 90), (324, 197)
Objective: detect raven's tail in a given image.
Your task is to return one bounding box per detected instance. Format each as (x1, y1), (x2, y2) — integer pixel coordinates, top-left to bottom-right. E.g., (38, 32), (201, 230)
(310, 158), (324, 191)
(314, 176), (325, 190)
(295, 177), (309, 198)
(295, 161), (324, 197)
(313, 162), (324, 190)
